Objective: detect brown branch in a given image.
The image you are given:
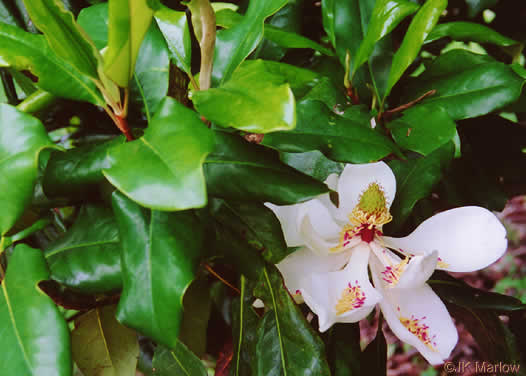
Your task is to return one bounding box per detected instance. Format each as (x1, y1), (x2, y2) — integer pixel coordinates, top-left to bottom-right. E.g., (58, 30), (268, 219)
(381, 89), (436, 122)
(203, 263), (240, 294)
(115, 115), (134, 141)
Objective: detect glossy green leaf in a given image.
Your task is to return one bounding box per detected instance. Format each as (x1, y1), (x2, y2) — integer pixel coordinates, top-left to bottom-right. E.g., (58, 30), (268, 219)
(326, 324), (361, 376)
(281, 150), (344, 182)
(0, 22), (104, 105)
(112, 192), (204, 348)
(178, 278), (212, 357)
(231, 277), (260, 376)
(204, 131), (328, 205)
(45, 205), (122, 293)
(262, 100), (399, 163)
(77, 3), (170, 117)
(131, 20), (170, 118)
(103, 98), (214, 211)
(77, 3), (108, 50)
(384, 0), (447, 98)
(430, 271), (526, 312)
(403, 50), (524, 120)
(321, 0), (393, 99)
(253, 266), (331, 375)
(192, 59), (295, 133)
(71, 305), (139, 376)
(386, 104), (456, 155)
(361, 324), (387, 376)
(22, 0), (101, 79)
(352, 0), (419, 77)
(104, 0), (154, 87)
(43, 137), (124, 198)
(210, 199), (288, 263)
(155, 5), (192, 75)
(212, 0), (287, 84)
(0, 244), (72, 376)
(0, 104), (54, 235)
(387, 142), (454, 232)
(152, 343), (207, 376)
(215, 9), (333, 57)
(426, 21), (518, 47)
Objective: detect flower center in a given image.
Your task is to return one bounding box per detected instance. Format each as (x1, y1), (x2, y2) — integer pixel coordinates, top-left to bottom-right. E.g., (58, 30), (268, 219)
(331, 183), (392, 252)
(398, 310), (437, 351)
(335, 280), (366, 315)
(350, 183), (392, 227)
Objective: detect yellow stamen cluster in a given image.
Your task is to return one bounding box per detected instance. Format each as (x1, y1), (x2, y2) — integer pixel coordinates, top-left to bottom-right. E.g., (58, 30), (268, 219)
(381, 256), (409, 286)
(350, 183), (392, 226)
(399, 314), (437, 351)
(335, 281), (366, 315)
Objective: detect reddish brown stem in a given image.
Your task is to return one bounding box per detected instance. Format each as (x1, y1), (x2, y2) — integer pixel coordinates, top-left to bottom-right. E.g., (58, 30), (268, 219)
(115, 115), (134, 141)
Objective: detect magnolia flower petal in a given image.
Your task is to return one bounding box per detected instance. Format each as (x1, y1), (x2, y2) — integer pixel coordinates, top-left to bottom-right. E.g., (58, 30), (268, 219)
(265, 202), (305, 247)
(395, 251), (438, 289)
(337, 162), (396, 217)
(317, 173), (348, 224)
(370, 257), (457, 365)
(325, 173), (339, 191)
(298, 199), (341, 255)
(383, 207), (507, 272)
(300, 244), (382, 332)
(277, 246), (352, 301)
(370, 242), (437, 289)
(380, 284), (457, 365)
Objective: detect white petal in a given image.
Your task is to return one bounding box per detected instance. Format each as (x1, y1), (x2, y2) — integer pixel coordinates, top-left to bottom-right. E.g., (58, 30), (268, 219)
(337, 162), (396, 217)
(325, 173), (339, 191)
(265, 202), (305, 247)
(371, 260), (457, 365)
(300, 244), (382, 332)
(277, 246), (352, 302)
(297, 199), (342, 255)
(395, 251), (438, 289)
(383, 207), (507, 272)
(370, 242), (438, 289)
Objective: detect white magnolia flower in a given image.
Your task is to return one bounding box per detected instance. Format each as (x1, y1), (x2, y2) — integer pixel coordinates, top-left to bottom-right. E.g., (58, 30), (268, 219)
(267, 162), (507, 365)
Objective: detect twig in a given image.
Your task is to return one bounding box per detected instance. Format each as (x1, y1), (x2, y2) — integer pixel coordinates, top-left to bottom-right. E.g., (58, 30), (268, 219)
(381, 89), (436, 121)
(203, 263), (240, 294)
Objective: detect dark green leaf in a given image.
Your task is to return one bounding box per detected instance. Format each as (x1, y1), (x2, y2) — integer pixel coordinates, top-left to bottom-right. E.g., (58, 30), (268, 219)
(0, 244), (72, 376)
(77, 3), (108, 49)
(0, 22), (104, 105)
(204, 131), (328, 205)
(71, 305), (139, 376)
(192, 59), (296, 133)
(22, 0), (101, 79)
(386, 104), (457, 155)
(281, 150), (344, 182)
(326, 324), (361, 376)
(210, 199), (288, 263)
(178, 277), (212, 358)
(384, 0), (447, 98)
(430, 271), (526, 312)
(0, 104), (54, 235)
(103, 98), (215, 211)
(403, 50), (525, 120)
(45, 205), (122, 293)
(155, 5), (192, 76)
(262, 100), (400, 163)
(112, 192), (204, 348)
(387, 142), (454, 232)
(212, 0), (287, 84)
(352, 0), (419, 77)
(152, 343), (207, 376)
(253, 266), (331, 375)
(361, 324), (387, 376)
(426, 21), (518, 47)
(215, 9), (333, 57)
(231, 277), (260, 376)
(43, 137), (125, 198)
